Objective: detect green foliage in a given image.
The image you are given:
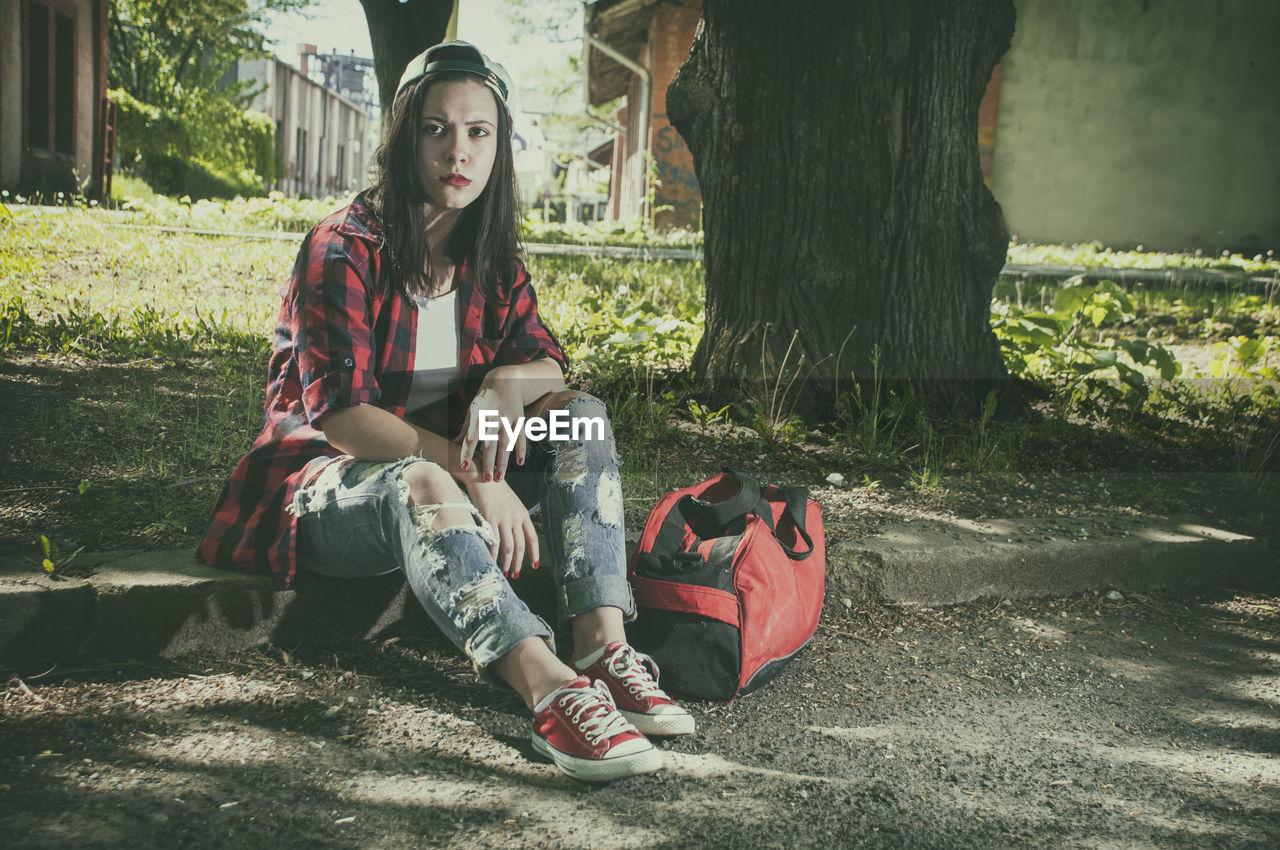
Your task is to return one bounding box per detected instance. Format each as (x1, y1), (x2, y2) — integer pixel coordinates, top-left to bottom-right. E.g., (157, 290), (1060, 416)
(108, 0), (305, 106)
(992, 277), (1181, 411)
(501, 0), (583, 44)
(111, 87), (274, 200)
(530, 255), (704, 383)
(107, 0), (299, 200)
(110, 172), (159, 205)
(37, 534), (84, 576)
(1206, 335), (1280, 382)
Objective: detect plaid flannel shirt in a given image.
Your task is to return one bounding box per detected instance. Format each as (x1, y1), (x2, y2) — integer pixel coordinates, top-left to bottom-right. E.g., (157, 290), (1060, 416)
(198, 193), (567, 585)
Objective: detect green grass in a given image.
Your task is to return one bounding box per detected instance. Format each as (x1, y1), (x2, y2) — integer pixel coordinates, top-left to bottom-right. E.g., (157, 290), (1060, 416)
(1007, 240), (1279, 275)
(1, 205), (1277, 564)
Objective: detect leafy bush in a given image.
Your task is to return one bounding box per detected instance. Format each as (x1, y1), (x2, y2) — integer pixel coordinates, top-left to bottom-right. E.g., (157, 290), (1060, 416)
(111, 88), (274, 200)
(530, 255), (703, 383)
(991, 277), (1180, 411)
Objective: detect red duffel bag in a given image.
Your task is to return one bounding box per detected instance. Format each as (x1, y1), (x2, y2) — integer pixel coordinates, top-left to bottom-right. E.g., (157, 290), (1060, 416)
(625, 467), (825, 702)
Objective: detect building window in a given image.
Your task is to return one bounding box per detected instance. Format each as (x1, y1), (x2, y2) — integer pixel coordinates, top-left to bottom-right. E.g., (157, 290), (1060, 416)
(26, 1), (76, 156)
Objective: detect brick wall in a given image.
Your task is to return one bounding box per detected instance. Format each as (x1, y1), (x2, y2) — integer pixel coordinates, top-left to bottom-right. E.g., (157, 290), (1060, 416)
(647, 1), (702, 230)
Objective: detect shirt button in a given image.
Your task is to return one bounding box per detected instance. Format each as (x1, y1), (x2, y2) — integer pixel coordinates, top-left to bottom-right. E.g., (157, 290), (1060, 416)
(342, 356), (354, 368)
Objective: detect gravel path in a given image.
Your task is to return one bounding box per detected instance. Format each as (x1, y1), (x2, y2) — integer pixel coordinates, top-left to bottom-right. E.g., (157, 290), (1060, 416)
(3, 588), (1278, 848)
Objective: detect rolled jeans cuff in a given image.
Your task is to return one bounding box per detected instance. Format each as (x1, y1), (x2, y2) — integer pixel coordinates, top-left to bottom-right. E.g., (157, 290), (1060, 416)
(465, 609), (555, 686)
(558, 573), (636, 625)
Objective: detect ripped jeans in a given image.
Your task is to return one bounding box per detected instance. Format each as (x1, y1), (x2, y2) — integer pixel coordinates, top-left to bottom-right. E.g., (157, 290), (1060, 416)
(292, 395), (633, 677)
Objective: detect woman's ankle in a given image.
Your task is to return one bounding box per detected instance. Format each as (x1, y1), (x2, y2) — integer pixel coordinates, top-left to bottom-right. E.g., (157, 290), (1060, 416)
(491, 637), (578, 710)
(570, 606), (627, 662)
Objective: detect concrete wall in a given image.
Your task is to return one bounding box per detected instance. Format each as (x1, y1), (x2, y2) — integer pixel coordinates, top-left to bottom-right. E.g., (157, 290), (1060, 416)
(237, 56), (368, 197)
(0, 0), (21, 187)
(991, 0), (1280, 252)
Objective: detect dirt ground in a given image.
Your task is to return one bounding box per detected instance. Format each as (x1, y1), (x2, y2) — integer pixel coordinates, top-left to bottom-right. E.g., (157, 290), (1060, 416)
(3, 587), (1278, 849)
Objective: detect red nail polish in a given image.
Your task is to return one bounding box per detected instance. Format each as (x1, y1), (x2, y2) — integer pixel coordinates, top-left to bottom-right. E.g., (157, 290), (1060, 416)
(517, 456), (524, 466)
(462, 460), (469, 470)
(486, 472), (492, 481)
(495, 471), (503, 481)
(533, 560), (540, 569)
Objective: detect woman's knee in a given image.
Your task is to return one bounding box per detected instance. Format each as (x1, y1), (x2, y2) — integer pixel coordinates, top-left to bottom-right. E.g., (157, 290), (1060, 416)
(401, 461), (473, 530)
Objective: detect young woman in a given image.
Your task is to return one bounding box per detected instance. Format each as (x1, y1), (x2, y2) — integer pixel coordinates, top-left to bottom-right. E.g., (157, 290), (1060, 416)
(199, 41), (693, 782)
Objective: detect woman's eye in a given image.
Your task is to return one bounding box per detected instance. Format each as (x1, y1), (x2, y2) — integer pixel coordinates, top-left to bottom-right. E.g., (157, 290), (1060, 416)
(469, 127), (490, 138)
(422, 124), (444, 136)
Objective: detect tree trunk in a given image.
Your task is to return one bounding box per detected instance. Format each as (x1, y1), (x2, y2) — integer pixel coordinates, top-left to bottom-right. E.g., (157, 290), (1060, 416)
(667, 0), (1017, 420)
(359, 0), (455, 117)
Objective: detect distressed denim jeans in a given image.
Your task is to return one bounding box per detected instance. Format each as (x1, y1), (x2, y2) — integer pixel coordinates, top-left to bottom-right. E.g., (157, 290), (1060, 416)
(292, 395), (633, 677)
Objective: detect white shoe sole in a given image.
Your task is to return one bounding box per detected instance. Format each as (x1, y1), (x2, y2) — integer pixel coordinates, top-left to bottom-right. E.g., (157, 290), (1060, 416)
(621, 709), (696, 737)
(532, 735), (662, 781)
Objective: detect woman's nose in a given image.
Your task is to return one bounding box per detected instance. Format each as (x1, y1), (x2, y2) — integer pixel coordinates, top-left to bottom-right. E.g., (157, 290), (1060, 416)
(447, 134), (468, 163)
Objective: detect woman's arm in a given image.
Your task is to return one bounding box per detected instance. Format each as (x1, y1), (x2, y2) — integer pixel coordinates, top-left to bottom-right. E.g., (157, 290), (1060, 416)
(320, 404), (481, 486)
(457, 357), (567, 481)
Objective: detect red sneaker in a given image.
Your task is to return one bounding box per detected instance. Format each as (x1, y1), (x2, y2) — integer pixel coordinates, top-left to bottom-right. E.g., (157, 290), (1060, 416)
(577, 642), (696, 736)
(532, 675), (662, 781)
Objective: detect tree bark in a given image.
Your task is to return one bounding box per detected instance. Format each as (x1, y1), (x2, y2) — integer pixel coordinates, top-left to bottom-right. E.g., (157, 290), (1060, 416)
(667, 0), (1017, 419)
(358, 0), (455, 117)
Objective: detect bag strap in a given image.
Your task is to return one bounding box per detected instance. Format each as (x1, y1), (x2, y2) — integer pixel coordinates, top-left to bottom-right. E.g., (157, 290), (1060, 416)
(679, 467), (761, 531)
(643, 468), (760, 558)
(642, 469), (816, 563)
(749, 485), (816, 561)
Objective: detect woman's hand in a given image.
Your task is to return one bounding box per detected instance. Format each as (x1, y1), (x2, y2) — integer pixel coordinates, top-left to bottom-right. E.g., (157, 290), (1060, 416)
(456, 377), (527, 482)
(465, 478), (539, 578)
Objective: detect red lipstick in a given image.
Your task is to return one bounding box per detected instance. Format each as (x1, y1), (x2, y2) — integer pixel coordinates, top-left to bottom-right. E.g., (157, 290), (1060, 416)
(442, 174), (471, 187)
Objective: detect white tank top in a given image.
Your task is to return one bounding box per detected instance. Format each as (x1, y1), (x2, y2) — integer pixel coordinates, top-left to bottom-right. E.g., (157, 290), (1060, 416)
(406, 287), (461, 412)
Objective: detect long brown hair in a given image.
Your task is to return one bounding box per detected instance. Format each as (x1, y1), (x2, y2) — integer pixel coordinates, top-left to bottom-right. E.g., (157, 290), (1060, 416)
(369, 71), (522, 302)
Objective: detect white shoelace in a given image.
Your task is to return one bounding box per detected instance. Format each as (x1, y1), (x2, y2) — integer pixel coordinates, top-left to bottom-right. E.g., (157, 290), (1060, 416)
(604, 644), (668, 700)
(559, 681), (636, 744)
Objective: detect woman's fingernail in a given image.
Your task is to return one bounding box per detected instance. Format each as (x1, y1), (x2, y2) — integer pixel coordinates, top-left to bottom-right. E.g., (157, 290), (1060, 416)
(533, 560), (540, 569)
(495, 471), (503, 481)
(486, 472), (492, 481)
(517, 456), (524, 466)
(462, 460), (469, 470)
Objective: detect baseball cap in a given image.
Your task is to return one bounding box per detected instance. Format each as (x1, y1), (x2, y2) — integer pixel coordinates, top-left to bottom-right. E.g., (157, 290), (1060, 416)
(395, 40), (512, 106)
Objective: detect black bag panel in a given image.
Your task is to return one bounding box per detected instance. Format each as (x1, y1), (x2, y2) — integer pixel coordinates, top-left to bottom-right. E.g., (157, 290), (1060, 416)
(627, 609), (741, 702)
(737, 635), (814, 697)
(634, 533), (740, 592)
(633, 552), (736, 592)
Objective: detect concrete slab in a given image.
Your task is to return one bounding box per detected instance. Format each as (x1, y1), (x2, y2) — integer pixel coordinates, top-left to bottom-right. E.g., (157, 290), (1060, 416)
(826, 515), (1271, 608)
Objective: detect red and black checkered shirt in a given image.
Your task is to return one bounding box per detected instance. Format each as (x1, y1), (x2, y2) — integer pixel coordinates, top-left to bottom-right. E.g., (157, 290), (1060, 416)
(198, 193), (567, 585)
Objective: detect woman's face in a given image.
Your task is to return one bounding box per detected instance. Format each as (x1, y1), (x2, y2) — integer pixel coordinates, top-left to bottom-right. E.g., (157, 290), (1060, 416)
(416, 78), (500, 212)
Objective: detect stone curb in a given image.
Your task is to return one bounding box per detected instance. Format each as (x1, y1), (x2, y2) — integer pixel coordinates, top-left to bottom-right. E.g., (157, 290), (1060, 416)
(825, 515), (1271, 608)
(0, 517), (1271, 670)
